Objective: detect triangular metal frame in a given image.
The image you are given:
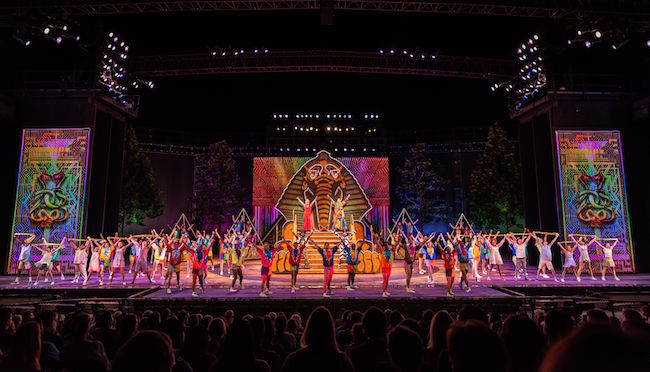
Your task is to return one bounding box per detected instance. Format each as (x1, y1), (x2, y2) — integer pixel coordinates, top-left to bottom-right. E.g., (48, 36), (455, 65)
(449, 213), (475, 234)
(389, 208), (420, 240)
(227, 208), (262, 245)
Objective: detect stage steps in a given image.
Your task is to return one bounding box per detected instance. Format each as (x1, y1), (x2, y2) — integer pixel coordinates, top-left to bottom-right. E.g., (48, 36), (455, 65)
(300, 231), (348, 274)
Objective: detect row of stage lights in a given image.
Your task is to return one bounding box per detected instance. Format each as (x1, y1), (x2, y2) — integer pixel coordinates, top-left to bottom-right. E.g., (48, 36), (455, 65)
(279, 147), (377, 153)
(273, 113), (380, 120)
(379, 49), (437, 59)
(567, 29), (650, 50)
(13, 20), (81, 47)
(274, 126), (379, 133)
(99, 32), (153, 107)
(210, 48), (269, 56)
(491, 34), (546, 111)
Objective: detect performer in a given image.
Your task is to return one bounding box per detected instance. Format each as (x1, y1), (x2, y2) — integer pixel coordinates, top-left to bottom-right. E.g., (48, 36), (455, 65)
(558, 241), (578, 282)
(533, 232), (559, 281)
(423, 237), (438, 285)
(286, 239), (304, 293)
(69, 238), (89, 284)
(311, 240), (339, 297)
(84, 239), (103, 286)
(375, 232), (396, 297)
(98, 237), (113, 281)
(297, 196), (317, 232)
(185, 241), (208, 297)
(33, 238), (64, 286)
(255, 242), (278, 297)
(439, 234), (457, 297)
(571, 235), (597, 281)
(128, 238), (137, 274)
(220, 233), (232, 277)
(344, 242), (360, 291)
(507, 232), (531, 280)
(485, 232), (506, 280)
(479, 234), (491, 275)
(14, 233), (36, 284)
(596, 238), (620, 281)
(228, 235), (247, 292)
(454, 233), (471, 292)
(329, 194), (350, 231)
(129, 236), (154, 285)
(468, 234), (482, 281)
(401, 234), (435, 293)
(166, 230), (188, 293)
(108, 235), (131, 286)
(152, 232), (168, 280)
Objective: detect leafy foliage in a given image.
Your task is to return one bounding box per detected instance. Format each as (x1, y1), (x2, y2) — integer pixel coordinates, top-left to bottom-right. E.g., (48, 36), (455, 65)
(192, 140), (242, 230)
(119, 126), (164, 232)
(396, 143), (449, 224)
(469, 123), (523, 230)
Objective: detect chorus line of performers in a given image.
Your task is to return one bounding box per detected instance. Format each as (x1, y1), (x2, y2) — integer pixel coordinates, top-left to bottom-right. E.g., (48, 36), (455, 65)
(12, 225), (620, 298)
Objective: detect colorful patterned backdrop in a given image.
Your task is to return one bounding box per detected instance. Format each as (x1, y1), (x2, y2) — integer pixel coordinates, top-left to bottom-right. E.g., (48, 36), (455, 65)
(253, 156), (389, 236)
(7, 128), (91, 274)
(556, 130), (634, 272)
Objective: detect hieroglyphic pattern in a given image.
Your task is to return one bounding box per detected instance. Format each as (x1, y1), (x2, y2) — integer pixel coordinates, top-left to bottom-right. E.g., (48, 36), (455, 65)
(556, 131), (634, 272)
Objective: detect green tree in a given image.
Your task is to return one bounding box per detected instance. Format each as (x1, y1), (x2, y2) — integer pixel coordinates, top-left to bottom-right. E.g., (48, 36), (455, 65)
(119, 126), (164, 233)
(396, 143), (449, 225)
(469, 123), (523, 230)
(192, 140), (242, 231)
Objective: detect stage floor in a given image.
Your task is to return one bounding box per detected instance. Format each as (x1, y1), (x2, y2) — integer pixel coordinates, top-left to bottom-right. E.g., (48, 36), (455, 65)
(2, 261), (648, 301)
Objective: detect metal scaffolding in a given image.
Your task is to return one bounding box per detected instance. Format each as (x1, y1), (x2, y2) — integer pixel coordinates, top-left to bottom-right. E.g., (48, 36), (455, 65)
(3, 1), (649, 21)
(132, 50), (514, 80)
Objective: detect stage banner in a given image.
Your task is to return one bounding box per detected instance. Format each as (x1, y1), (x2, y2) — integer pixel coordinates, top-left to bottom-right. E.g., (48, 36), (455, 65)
(253, 156), (389, 236)
(555, 130), (634, 272)
(7, 128), (91, 274)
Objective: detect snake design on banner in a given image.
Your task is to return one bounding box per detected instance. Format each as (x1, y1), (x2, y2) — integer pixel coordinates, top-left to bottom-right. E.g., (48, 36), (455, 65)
(576, 173), (615, 228)
(29, 171), (70, 228)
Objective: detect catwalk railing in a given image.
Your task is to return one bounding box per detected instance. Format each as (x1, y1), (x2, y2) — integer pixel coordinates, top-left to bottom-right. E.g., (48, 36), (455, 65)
(139, 142), (488, 156)
(4, 1), (650, 22)
(132, 50), (514, 80)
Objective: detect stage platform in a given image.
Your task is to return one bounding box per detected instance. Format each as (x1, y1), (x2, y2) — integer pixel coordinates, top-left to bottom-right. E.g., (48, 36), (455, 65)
(2, 261), (649, 317)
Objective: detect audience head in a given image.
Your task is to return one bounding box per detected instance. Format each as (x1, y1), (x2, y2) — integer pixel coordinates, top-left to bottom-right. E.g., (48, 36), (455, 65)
(112, 330), (174, 372)
(4, 321), (41, 371)
(388, 326), (423, 372)
(458, 304), (489, 325)
(301, 306), (338, 351)
(501, 314), (547, 372)
(427, 310), (452, 349)
(362, 306), (387, 340)
(447, 320), (507, 372)
(544, 310), (574, 344)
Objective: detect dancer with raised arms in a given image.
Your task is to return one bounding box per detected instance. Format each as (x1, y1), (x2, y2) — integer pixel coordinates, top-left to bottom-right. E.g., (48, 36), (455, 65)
(107, 233), (132, 286)
(69, 238), (89, 284)
(558, 241), (578, 282)
(310, 239), (339, 297)
(297, 195), (317, 232)
(374, 232), (397, 298)
(32, 237), (65, 286)
(533, 232), (559, 281)
(14, 233), (36, 284)
(596, 238), (620, 281)
(570, 234), (598, 282)
(255, 242), (279, 297)
(485, 232), (506, 280)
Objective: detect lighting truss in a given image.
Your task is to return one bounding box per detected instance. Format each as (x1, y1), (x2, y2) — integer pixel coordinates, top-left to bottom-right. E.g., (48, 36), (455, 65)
(132, 50), (514, 80)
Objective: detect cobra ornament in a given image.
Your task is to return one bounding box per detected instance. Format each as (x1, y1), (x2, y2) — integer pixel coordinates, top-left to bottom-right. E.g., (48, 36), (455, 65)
(576, 173), (615, 228)
(29, 171), (70, 228)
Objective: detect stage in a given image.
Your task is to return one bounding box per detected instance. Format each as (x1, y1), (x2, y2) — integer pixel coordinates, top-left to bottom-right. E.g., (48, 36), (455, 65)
(3, 261), (650, 317)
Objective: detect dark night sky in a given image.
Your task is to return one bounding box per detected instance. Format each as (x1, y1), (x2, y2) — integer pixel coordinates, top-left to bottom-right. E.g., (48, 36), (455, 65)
(2, 9), (648, 144)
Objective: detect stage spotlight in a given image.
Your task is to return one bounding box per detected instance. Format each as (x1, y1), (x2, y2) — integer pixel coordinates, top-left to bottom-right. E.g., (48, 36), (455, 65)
(109, 32), (114, 37)
(334, 148), (338, 151)
(273, 114), (277, 118)
(534, 34), (539, 40)
(264, 49), (268, 53)
(44, 27), (50, 34)
(364, 114), (368, 118)
(56, 37), (62, 44)
(280, 148), (283, 151)
(75, 36), (80, 41)
(25, 40), (31, 46)
(344, 148), (347, 151)
(390, 49), (394, 54)
(577, 30), (582, 36)
(379, 49), (384, 54)
(254, 49), (258, 53)
(297, 148), (300, 151)
(315, 114), (319, 118)
(363, 148), (367, 151)
(595, 31), (602, 38)
(647, 40), (650, 47)
(284, 114), (288, 118)
(585, 41), (592, 48)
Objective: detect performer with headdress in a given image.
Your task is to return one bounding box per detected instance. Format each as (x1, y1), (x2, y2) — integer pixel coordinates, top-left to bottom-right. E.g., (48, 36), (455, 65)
(297, 196), (317, 232)
(329, 194), (350, 231)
